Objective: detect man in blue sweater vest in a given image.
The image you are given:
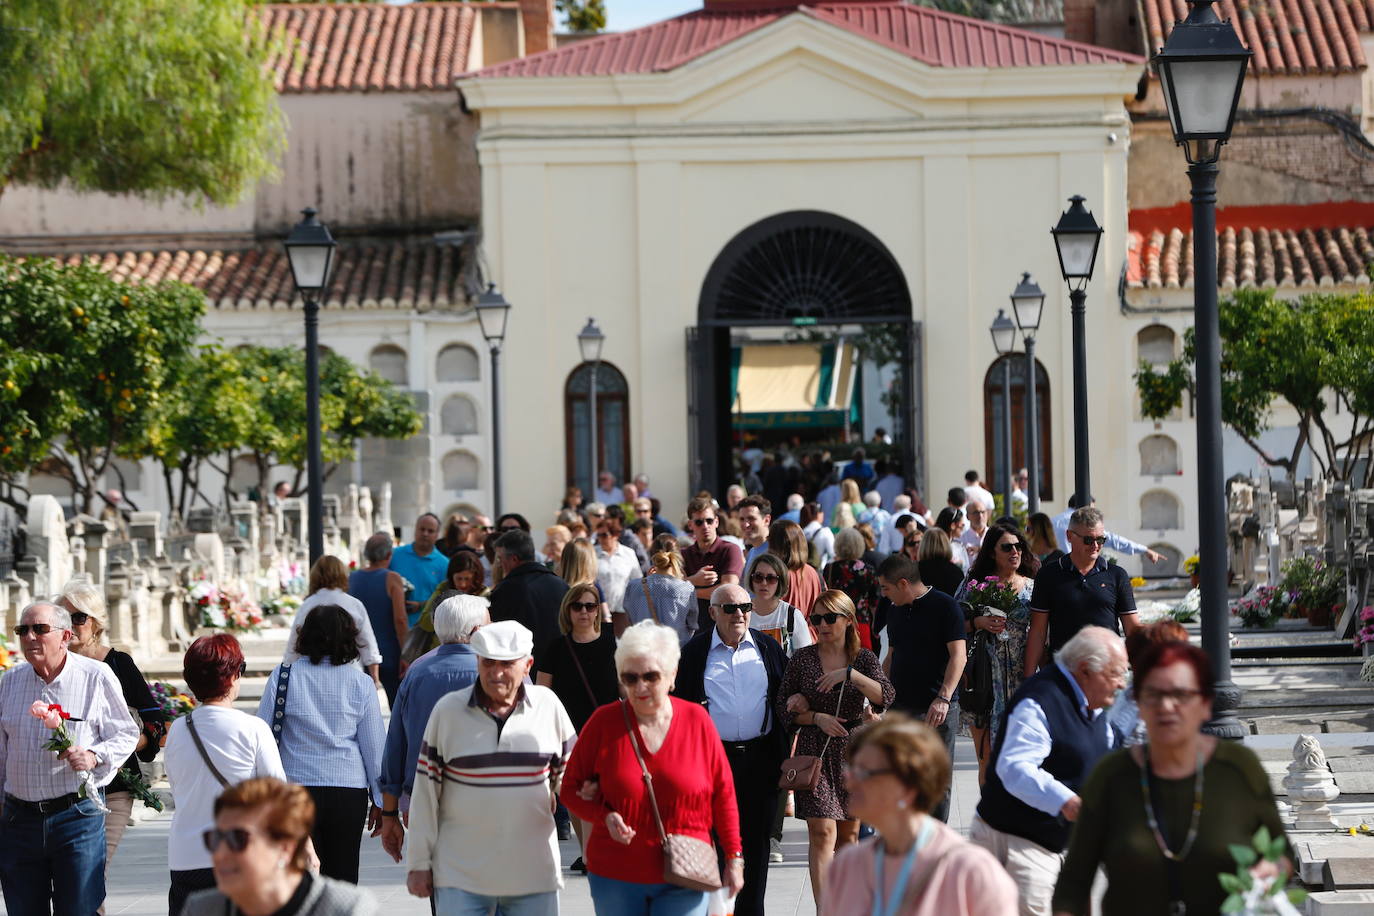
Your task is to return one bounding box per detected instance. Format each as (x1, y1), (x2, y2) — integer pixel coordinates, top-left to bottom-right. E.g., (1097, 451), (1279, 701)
(971, 626), (1127, 916)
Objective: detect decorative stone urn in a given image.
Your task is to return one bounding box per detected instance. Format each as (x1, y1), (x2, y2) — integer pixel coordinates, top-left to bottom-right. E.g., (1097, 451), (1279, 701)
(1282, 735), (1339, 830)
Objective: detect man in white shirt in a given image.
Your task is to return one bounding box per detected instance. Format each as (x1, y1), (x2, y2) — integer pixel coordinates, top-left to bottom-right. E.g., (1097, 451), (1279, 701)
(1012, 468), (1030, 515)
(0, 602), (140, 915)
(960, 502), (990, 561)
(963, 469), (996, 513)
(593, 470), (620, 506)
(594, 520), (642, 617)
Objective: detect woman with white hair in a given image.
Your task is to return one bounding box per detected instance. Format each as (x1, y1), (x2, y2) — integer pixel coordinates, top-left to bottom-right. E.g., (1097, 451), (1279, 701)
(377, 594), (488, 864)
(60, 579), (167, 886)
(560, 621), (744, 914)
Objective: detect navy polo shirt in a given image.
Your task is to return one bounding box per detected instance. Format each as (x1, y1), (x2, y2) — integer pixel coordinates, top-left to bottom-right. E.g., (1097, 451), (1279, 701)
(1029, 555), (1136, 652)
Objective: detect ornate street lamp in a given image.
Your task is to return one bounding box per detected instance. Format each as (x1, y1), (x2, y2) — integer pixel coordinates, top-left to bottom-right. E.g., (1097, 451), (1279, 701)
(1051, 195), (1103, 509)
(990, 309), (1018, 516)
(1010, 273), (1045, 514)
(283, 207), (337, 565)
(577, 318), (605, 498)
(475, 284), (512, 517)
(1153, 0), (1251, 739)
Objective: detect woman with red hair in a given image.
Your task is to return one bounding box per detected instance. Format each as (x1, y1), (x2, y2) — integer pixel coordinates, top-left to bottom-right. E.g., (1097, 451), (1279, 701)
(163, 635), (287, 916)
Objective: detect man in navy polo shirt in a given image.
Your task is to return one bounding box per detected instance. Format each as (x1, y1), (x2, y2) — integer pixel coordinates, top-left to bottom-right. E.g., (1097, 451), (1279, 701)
(1023, 506), (1139, 678)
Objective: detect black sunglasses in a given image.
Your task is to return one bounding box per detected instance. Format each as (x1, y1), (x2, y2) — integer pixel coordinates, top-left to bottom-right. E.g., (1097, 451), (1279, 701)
(238, 661), (248, 677)
(499, 524), (522, 532)
(717, 603), (752, 616)
(750, 573), (779, 584)
(810, 612), (848, 626)
(620, 670), (663, 686)
(997, 542), (1023, 554)
(1071, 532), (1109, 547)
(14, 623), (56, 637)
(69, 612), (90, 626)
(568, 601), (599, 612)
(202, 827), (253, 853)
(690, 517), (718, 527)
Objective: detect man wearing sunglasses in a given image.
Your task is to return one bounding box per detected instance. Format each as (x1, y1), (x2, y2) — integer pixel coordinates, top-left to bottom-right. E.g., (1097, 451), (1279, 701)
(1024, 507), (1140, 678)
(0, 602), (140, 915)
(674, 584), (788, 916)
(682, 496), (744, 622)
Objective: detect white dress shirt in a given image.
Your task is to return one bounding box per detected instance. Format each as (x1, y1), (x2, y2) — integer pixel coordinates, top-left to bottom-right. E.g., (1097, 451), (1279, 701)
(703, 628), (769, 742)
(595, 542), (642, 615)
(0, 653), (140, 801)
(283, 588), (383, 668)
(994, 661), (1116, 817)
(1051, 508), (1151, 556)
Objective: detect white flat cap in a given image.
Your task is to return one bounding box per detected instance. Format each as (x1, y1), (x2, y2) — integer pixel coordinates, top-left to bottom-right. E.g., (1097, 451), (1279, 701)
(470, 619), (533, 661)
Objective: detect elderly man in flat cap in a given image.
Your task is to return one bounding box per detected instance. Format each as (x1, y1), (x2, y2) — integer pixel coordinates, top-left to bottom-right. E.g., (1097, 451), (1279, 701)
(405, 619), (576, 916)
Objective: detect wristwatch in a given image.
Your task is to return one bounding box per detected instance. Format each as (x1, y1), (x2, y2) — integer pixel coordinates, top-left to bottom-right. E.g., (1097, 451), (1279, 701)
(934, 695), (951, 704)
(380, 809), (400, 818)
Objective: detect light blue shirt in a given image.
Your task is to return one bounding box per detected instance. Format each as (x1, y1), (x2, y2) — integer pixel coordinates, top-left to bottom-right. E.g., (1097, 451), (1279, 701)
(744, 542), (769, 575)
(389, 544), (449, 626)
(703, 628), (769, 742)
(379, 643), (479, 799)
(994, 661), (1116, 817)
(858, 506), (891, 537)
(777, 509), (802, 525)
(876, 474), (905, 513)
(1052, 508), (1149, 556)
(257, 659), (385, 805)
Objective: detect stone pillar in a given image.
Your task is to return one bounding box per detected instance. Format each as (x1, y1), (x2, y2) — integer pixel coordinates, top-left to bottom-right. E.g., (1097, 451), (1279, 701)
(1284, 735), (1340, 830)
(25, 495), (71, 597)
(79, 519), (110, 586)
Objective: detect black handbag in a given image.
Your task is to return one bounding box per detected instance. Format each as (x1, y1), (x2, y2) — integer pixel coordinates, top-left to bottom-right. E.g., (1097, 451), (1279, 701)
(959, 631), (996, 723)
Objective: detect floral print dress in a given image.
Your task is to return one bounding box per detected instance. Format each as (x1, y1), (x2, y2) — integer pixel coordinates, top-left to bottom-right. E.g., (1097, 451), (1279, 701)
(822, 559), (879, 649)
(955, 579), (1034, 747)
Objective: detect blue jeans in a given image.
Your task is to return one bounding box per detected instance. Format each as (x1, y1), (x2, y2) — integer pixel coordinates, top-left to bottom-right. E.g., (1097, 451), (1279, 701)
(587, 874), (709, 916)
(0, 794), (107, 916)
(433, 886), (558, 916)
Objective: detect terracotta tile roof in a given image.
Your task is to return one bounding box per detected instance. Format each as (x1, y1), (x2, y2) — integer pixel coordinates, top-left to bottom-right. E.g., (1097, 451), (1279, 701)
(468, 0), (1141, 78)
(40, 240), (471, 311)
(1141, 0), (1371, 76)
(258, 2), (478, 93)
(1125, 202), (1374, 290)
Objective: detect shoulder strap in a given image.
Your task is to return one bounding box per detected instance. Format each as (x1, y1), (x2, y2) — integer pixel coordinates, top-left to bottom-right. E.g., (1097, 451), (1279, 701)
(565, 635), (599, 710)
(185, 709), (231, 789)
(618, 699), (669, 844)
(640, 578), (660, 624)
(269, 664), (293, 745)
(895, 838), (958, 911)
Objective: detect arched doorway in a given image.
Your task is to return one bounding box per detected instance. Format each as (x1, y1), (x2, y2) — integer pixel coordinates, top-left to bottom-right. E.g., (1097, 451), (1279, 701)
(982, 355), (1053, 501)
(693, 211), (918, 496)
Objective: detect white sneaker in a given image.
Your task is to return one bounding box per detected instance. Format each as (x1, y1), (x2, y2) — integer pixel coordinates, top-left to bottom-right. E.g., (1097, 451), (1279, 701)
(769, 838), (784, 863)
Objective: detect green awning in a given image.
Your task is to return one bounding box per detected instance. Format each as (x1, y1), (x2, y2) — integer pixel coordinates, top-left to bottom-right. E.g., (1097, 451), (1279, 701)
(729, 341), (859, 430)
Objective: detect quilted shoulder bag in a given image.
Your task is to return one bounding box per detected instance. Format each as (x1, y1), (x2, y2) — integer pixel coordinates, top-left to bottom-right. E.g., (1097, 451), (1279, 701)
(778, 677), (847, 792)
(619, 700), (722, 892)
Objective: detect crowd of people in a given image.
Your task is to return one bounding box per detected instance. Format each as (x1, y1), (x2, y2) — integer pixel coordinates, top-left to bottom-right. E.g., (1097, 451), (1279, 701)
(0, 463), (1289, 916)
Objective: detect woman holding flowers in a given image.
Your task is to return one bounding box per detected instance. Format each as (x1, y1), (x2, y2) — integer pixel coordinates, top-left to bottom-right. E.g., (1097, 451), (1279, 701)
(955, 523), (1038, 782)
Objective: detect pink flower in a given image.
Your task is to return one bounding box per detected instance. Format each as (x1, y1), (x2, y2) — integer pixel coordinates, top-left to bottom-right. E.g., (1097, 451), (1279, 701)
(28, 700), (49, 719)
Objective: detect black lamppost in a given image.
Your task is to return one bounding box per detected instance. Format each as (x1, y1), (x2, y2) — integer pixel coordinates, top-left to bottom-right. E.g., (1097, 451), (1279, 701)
(990, 310), (1018, 516)
(1051, 196), (1104, 509)
(283, 207), (336, 565)
(577, 319), (605, 498)
(475, 285), (512, 517)
(1153, 0), (1251, 739)
(1010, 273), (1045, 514)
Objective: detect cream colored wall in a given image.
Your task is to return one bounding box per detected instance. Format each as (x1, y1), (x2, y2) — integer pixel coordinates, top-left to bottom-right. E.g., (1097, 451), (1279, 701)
(1, 92), (477, 244)
(465, 14), (1144, 535)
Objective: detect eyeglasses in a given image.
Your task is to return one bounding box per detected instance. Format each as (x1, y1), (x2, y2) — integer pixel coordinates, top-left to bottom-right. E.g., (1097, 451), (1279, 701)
(690, 517), (718, 527)
(14, 623), (56, 637)
(810, 612), (848, 626)
(620, 670), (663, 686)
(843, 764), (895, 782)
(967, 508), (986, 516)
(716, 603), (752, 617)
(996, 542), (1023, 554)
(568, 601), (599, 612)
(750, 573), (779, 585)
(499, 524), (521, 533)
(1071, 532), (1109, 547)
(1138, 687), (1202, 707)
(202, 827), (254, 854)
(69, 612), (90, 626)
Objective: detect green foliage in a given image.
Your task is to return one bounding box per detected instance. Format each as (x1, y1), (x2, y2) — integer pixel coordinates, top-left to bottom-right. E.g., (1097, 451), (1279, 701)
(1218, 825), (1305, 913)
(1131, 289), (1374, 485)
(557, 0), (606, 32)
(0, 0), (284, 204)
(1275, 555), (1344, 618)
(0, 255), (204, 513)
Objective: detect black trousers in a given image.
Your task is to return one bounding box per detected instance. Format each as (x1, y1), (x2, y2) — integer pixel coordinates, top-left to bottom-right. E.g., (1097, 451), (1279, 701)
(168, 867), (216, 916)
(304, 785), (370, 884)
(722, 736), (781, 916)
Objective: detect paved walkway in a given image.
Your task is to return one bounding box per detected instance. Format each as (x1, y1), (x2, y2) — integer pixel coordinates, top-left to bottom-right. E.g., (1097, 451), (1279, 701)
(84, 736), (979, 916)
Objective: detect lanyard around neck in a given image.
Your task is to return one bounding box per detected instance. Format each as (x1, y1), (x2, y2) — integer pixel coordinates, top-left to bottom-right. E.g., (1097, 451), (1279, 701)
(872, 817), (934, 916)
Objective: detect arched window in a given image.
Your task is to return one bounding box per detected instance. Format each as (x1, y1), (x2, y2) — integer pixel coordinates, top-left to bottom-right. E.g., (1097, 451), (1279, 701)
(369, 344), (408, 386)
(1143, 542), (1182, 577)
(1139, 434), (1181, 476)
(982, 355), (1053, 501)
(1137, 325), (1176, 365)
(1141, 490), (1182, 530)
(442, 450), (481, 491)
(440, 395), (479, 436)
(436, 344), (480, 382)
(565, 362), (630, 497)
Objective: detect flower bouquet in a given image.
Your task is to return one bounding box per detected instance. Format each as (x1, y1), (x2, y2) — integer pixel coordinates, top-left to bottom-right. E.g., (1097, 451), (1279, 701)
(188, 580), (265, 633)
(261, 593), (302, 619)
(1355, 606), (1374, 651)
(1233, 586), (1278, 629)
(1170, 587), (1201, 623)
(961, 576), (1020, 642)
(1219, 826), (1305, 914)
(29, 701), (109, 812)
(151, 682), (197, 720)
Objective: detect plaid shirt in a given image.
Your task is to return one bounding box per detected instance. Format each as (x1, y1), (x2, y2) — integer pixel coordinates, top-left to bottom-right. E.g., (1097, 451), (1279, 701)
(0, 652), (140, 801)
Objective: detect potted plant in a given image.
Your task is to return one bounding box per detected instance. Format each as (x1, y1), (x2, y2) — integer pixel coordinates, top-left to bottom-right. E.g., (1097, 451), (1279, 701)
(1276, 556), (1344, 628)
(1233, 586), (1278, 629)
(1184, 554), (1200, 588)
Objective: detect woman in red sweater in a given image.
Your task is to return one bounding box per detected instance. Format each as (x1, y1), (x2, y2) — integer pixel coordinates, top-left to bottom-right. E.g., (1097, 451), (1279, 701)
(561, 620), (744, 914)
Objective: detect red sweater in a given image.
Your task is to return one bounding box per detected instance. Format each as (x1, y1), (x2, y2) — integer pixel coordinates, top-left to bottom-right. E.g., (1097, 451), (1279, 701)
(561, 697), (741, 885)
